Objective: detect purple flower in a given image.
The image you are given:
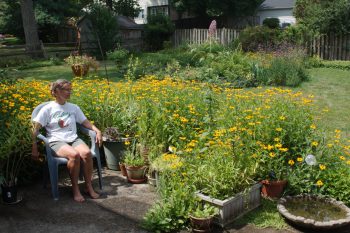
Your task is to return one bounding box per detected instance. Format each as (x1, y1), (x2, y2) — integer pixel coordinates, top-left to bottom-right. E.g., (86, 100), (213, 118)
(208, 20), (217, 38)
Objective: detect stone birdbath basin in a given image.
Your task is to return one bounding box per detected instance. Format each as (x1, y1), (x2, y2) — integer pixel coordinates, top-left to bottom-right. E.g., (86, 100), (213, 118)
(277, 195), (350, 230)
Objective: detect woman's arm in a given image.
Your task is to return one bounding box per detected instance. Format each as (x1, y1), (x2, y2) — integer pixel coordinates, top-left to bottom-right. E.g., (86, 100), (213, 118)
(31, 122), (42, 160)
(82, 119), (102, 147)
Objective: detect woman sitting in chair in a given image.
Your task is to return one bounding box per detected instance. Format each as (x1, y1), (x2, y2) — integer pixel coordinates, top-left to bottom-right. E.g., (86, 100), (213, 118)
(31, 79), (102, 202)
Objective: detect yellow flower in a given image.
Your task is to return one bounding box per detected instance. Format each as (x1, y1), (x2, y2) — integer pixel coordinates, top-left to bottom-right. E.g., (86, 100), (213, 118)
(310, 124), (316, 129)
(316, 180), (323, 187)
(275, 127), (282, 132)
(179, 136), (187, 140)
(288, 160), (295, 166)
(279, 147), (288, 152)
(339, 156), (345, 160)
(267, 144), (274, 151)
(327, 144), (333, 148)
(319, 164), (326, 170)
(311, 141), (318, 147)
(274, 138), (280, 142)
(269, 152), (275, 157)
(347, 160), (350, 165)
(297, 157), (303, 162)
(124, 141), (131, 145)
(279, 116), (286, 120)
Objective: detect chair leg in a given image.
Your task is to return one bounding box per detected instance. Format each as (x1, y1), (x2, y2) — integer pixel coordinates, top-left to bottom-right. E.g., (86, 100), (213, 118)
(48, 161), (59, 201)
(95, 156), (103, 190)
(43, 163), (49, 188)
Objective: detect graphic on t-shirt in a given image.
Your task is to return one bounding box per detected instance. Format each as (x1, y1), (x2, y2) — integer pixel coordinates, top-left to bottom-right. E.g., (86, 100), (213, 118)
(52, 111), (71, 128)
(58, 119), (68, 128)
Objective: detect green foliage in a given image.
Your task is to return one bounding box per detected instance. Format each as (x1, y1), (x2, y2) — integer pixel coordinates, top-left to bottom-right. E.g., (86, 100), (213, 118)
(123, 139), (145, 166)
(190, 202), (218, 218)
(263, 18), (280, 29)
(171, 0), (264, 17)
(87, 3), (119, 54)
(318, 60), (350, 70)
(294, 0), (350, 34)
(238, 26), (281, 52)
(107, 46), (129, 63)
(144, 14), (175, 51)
(142, 177), (195, 232)
(256, 48), (310, 87)
(112, 0), (141, 17)
(0, 0), (86, 41)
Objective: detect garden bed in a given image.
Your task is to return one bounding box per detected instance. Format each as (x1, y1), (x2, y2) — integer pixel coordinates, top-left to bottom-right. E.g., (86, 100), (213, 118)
(196, 183), (262, 227)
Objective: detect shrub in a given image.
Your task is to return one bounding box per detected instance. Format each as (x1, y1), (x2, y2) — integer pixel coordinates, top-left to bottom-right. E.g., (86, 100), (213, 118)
(238, 26), (281, 52)
(256, 47), (310, 87)
(107, 46), (130, 63)
(263, 18), (280, 29)
(87, 3), (119, 55)
(144, 14), (175, 51)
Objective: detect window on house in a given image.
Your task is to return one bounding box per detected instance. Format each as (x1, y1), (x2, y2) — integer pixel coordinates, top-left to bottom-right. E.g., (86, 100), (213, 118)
(148, 5), (169, 16)
(138, 9), (144, 19)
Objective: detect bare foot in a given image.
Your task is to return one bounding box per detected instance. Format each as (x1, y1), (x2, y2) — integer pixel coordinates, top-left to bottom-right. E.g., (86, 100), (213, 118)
(85, 189), (100, 199)
(73, 193), (85, 203)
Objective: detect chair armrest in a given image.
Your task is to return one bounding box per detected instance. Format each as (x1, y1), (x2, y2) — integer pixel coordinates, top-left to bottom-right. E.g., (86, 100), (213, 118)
(37, 133), (49, 144)
(77, 124), (98, 155)
(36, 134), (55, 161)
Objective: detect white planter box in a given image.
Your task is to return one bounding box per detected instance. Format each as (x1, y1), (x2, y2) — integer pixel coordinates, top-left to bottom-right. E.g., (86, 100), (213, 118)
(196, 183), (262, 227)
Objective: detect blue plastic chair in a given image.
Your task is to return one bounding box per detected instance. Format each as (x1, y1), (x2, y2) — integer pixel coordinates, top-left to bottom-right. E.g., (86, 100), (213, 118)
(31, 102), (103, 200)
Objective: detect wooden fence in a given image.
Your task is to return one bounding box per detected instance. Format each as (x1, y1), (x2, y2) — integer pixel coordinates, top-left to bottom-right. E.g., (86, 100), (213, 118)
(173, 28), (350, 61)
(172, 28), (240, 47)
(308, 33), (350, 60)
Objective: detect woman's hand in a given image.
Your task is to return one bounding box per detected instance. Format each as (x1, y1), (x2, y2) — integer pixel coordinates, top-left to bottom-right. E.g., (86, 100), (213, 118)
(96, 130), (103, 147)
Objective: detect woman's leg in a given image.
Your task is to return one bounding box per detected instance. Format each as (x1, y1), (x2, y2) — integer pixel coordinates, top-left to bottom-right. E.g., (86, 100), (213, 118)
(55, 145), (84, 202)
(74, 143), (99, 199)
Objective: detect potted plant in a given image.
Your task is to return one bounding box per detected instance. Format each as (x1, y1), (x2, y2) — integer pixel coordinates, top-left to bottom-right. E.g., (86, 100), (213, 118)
(102, 127), (130, 171)
(64, 52), (98, 77)
(124, 138), (146, 184)
(261, 170), (288, 198)
(189, 202), (218, 233)
(0, 118), (31, 204)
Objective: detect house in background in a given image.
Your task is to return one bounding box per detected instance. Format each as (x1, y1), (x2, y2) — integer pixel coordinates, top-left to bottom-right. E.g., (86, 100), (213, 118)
(135, 0), (171, 24)
(256, 0), (296, 27)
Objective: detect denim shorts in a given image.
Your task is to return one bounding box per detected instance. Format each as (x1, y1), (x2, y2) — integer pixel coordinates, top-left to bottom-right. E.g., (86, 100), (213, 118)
(49, 138), (86, 153)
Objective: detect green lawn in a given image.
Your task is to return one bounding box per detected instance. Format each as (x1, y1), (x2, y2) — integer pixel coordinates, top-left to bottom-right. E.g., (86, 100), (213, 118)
(294, 68), (350, 137)
(5, 61), (124, 82)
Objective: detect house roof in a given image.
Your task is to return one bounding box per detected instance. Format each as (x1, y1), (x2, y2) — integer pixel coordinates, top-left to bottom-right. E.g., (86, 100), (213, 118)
(117, 15), (143, 30)
(259, 0), (295, 10)
(77, 15), (143, 30)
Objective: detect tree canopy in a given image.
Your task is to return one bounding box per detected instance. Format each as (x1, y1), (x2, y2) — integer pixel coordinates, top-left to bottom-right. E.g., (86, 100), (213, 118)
(294, 0), (350, 34)
(171, 0), (264, 17)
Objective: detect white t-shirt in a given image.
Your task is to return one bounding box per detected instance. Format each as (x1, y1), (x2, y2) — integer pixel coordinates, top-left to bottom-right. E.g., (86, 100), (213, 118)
(33, 101), (87, 143)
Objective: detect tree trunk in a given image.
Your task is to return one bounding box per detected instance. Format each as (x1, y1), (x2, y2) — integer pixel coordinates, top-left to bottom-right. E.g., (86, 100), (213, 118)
(20, 0), (44, 58)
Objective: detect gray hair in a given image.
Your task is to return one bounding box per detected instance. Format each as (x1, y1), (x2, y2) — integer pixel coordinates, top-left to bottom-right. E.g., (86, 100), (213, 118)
(50, 79), (71, 96)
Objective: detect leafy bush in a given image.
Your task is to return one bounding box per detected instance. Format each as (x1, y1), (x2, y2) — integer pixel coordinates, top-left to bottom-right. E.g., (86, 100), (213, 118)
(87, 3), (119, 54)
(255, 47), (310, 87)
(107, 47), (130, 63)
(144, 14), (175, 51)
(263, 18), (280, 29)
(238, 26), (281, 52)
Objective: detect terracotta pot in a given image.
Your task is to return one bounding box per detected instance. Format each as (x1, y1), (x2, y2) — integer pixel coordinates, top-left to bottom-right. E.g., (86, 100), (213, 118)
(190, 215), (213, 233)
(261, 180), (287, 198)
(71, 64), (89, 77)
(119, 162), (127, 176)
(125, 165), (146, 184)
